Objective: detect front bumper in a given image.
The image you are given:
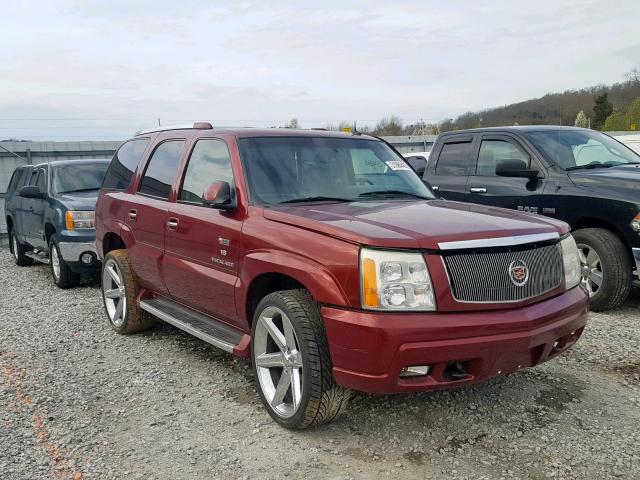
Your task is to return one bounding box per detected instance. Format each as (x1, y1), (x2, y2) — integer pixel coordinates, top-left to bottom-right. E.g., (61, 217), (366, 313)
(58, 241), (98, 262)
(322, 287), (588, 394)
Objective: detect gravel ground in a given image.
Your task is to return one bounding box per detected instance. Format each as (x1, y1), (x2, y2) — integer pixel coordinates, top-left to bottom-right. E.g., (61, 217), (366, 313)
(1, 247), (639, 480)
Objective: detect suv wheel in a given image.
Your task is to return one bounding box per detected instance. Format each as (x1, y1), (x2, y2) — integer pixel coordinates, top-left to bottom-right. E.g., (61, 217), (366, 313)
(101, 249), (155, 334)
(251, 289), (350, 429)
(10, 229), (33, 267)
(49, 239), (80, 289)
(573, 228), (631, 311)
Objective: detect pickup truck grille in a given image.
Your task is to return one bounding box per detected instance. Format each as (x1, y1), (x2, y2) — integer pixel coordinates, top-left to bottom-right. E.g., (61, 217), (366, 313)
(443, 243), (563, 303)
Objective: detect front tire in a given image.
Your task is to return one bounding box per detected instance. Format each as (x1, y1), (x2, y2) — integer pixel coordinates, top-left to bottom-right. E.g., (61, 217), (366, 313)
(101, 249), (155, 334)
(50, 239), (80, 289)
(10, 229), (33, 267)
(573, 228), (631, 311)
(251, 289), (350, 429)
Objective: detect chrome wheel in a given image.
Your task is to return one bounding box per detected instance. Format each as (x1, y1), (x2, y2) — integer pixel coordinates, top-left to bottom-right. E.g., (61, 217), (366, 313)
(11, 234), (19, 261)
(577, 243), (603, 297)
(253, 306), (303, 419)
(51, 245), (61, 280)
(102, 258), (126, 327)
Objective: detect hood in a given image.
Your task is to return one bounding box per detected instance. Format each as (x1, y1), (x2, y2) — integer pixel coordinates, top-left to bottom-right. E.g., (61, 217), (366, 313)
(55, 190), (99, 210)
(568, 165), (640, 200)
(264, 199), (568, 249)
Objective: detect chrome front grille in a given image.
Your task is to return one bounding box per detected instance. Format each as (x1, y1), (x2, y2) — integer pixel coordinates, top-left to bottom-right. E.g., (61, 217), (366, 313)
(443, 243), (563, 303)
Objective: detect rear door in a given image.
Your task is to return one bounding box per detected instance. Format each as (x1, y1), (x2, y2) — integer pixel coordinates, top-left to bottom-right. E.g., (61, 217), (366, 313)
(424, 135), (475, 201)
(126, 139), (186, 294)
(22, 167), (48, 247)
(163, 137), (244, 326)
(465, 133), (547, 213)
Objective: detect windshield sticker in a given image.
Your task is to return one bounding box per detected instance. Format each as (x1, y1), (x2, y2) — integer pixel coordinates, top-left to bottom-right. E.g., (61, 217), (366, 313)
(385, 160), (411, 171)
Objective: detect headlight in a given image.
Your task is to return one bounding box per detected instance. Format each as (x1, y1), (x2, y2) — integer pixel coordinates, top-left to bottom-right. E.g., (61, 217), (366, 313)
(360, 248), (436, 311)
(631, 213), (640, 232)
(65, 210), (95, 230)
(560, 235), (581, 290)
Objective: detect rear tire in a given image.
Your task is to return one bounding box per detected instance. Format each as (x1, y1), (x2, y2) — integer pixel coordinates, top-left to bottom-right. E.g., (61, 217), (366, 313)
(9, 229), (33, 267)
(251, 289), (350, 429)
(50, 239), (80, 289)
(573, 228), (631, 311)
(101, 249), (155, 334)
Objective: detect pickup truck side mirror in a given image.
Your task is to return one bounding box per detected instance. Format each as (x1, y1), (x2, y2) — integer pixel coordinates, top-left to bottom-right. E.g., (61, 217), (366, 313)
(202, 181), (235, 210)
(495, 159), (540, 179)
(18, 185), (45, 199)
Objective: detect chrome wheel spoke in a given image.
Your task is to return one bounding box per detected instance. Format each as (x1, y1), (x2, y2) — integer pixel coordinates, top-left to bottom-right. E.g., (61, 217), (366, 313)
(590, 270), (603, 287)
(260, 316), (286, 351)
(282, 316), (297, 350)
(586, 249), (599, 268)
(271, 370), (291, 407)
(114, 298), (124, 320)
(104, 288), (122, 299)
(291, 369), (302, 408)
(106, 265), (122, 287)
(255, 352), (285, 368)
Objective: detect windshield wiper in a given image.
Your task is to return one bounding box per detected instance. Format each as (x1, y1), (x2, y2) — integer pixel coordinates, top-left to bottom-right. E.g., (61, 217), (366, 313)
(279, 196), (354, 204)
(358, 190), (430, 200)
(57, 187), (101, 194)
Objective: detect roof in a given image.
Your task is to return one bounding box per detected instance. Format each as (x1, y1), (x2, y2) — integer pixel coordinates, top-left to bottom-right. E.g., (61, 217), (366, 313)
(439, 125), (586, 135)
(33, 158), (111, 168)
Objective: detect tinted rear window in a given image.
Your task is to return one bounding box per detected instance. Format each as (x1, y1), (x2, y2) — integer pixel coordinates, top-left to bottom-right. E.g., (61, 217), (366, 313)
(138, 140), (185, 199)
(435, 141), (474, 175)
(102, 138), (150, 190)
(6, 168), (27, 195)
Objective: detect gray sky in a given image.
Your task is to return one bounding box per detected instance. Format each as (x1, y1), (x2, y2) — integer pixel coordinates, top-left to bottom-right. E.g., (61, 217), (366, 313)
(1, 0), (638, 140)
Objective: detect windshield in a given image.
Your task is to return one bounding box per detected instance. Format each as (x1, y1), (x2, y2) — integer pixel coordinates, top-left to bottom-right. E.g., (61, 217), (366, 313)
(523, 129), (640, 170)
(238, 136), (434, 205)
(52, 163), (109, 195)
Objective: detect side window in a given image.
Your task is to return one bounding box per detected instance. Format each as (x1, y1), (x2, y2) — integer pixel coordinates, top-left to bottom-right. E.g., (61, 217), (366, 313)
(102, 138), (150, 190)
(476, 139), (530, 176)
(6, 168), (23, 195)
(28, 170), (39, 186)
(435, 141), (474, 175)
(138, 140), (185, 200)
(407, 157), (427, 177)
(179, 139), (234, 205)
(35, 169), (46, 191)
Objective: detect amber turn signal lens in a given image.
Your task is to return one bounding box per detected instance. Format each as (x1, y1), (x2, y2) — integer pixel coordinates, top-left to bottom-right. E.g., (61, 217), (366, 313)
(65, 211), (75, 230)
(362, 257), (380, 307)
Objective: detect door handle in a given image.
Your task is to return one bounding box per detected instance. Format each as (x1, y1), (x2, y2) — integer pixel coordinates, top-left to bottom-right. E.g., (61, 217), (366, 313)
(166, 218), (179, 231)
(469, 187), (487, 193)
(127, 209), (137, 221)
(431, 185), (439, 191)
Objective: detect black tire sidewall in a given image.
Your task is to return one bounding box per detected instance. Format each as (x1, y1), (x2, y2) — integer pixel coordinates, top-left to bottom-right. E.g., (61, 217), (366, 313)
(250, 293), (314, 429)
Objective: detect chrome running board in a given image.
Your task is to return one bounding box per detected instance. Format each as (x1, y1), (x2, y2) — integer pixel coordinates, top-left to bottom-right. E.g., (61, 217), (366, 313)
(25, 250), (50, 265)
(139, 297), (243, 353)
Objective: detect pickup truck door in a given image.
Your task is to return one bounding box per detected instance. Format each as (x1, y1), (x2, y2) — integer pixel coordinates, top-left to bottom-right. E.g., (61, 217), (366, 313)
(22, 167), (48, 248)
(465, 134), (547, 214)
(424, 135), (475, 201)
(163, 138), (244, 328)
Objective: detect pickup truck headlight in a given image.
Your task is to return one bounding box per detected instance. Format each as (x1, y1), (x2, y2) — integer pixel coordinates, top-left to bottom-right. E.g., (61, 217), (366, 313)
(560, 235), (581, 290)
(360, 248), (436, 311)
(65, 210), (95, 230)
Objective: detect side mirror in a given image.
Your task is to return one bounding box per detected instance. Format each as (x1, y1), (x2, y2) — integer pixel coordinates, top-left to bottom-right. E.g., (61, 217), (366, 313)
(19, 185), (44, 199)
(202, 181), (235, 210)
(495, 159), (540, 179)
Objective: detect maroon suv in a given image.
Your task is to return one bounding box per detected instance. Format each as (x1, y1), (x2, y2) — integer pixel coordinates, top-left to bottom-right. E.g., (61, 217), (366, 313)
(95, 123), (588, 429)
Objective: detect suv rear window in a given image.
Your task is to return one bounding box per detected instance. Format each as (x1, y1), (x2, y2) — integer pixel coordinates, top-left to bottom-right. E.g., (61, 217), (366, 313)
(138, 140), (185, 199)
(6, 167), (27, 195)
(435, 140), (474, 175)
(102, 138), (150, 191)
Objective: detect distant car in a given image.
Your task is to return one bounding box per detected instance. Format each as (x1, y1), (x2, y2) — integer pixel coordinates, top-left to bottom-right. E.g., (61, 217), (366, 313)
(5, 159), (110, 288)
(402, 151), (430, 176)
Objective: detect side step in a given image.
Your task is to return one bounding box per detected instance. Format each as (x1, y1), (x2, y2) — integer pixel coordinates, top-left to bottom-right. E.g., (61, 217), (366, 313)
(25, 250), (50, 265)
(139, 297), (244, 353)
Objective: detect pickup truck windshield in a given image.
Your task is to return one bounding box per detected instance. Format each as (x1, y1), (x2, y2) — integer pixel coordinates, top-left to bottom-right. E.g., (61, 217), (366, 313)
(238, 136), (434, 205)
(523, 129), (640, 171)
(53, 163), (109, 195)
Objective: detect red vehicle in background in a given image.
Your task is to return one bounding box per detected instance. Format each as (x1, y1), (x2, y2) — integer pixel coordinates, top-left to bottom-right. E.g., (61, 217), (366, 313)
(95, 123), (588, 429)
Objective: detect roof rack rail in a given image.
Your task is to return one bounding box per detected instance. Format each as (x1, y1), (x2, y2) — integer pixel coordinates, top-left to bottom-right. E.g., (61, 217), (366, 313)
(136, 122), (213, 136)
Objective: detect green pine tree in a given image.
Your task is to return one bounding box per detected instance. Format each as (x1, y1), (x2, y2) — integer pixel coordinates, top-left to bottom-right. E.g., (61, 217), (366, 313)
(593, 93), (613, 130)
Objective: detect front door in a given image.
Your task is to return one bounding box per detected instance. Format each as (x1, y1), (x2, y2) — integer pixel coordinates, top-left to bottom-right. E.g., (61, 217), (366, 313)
(126, 139), (186, 294)
(465, 134), (547, 214)
(163, 138), (244, 327)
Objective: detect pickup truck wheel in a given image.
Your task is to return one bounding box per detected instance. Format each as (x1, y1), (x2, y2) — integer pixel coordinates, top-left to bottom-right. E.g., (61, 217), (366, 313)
(251, 289), (350, 429)
(573, 228), (631, 311)
(101, 249), (155, 334)
(50, 239), (80, 289)
(10, 230), (33, 267)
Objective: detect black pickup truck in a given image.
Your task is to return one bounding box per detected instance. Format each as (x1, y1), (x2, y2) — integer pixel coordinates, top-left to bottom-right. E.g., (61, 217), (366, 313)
(423, 126), (640, 311)
(5, 159), (109, 288)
